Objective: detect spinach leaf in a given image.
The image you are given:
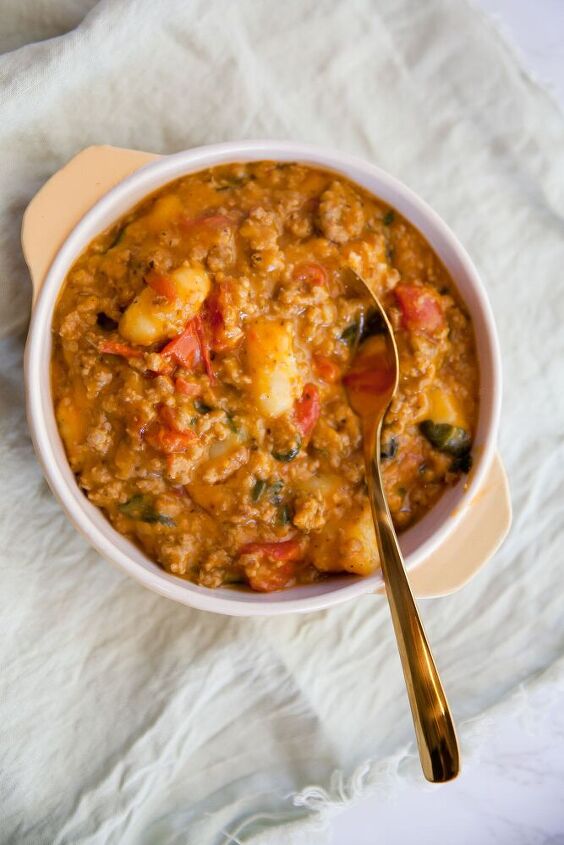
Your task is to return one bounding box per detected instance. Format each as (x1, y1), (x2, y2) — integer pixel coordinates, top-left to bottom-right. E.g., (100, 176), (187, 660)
(277, 503), (293, 526)
(119, 494), (176, 527)
(380, 436), (398, 460)
(194, 399), (213, 414)
(251, 479), (268, 502)
(451, 452), (473, 474)
(268, 480), (284, 505)
(272, 440), (301, 463)
(419, 421), (472, 457)
(225, 411), (239, 433)
(362, 308), (387, 339)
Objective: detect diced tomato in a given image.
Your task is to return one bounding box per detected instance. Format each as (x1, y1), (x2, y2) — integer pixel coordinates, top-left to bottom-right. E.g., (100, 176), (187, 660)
(161, 320), (201, 369)
(294, 383), (321, 438)
(239, 538), (303, 561)
(174, 376), (201, 396)
(194, 315), (215, 383)
(394, 284), (445, 334)
(245, 559), (297, 593)
(198, 213), (232, 229)
(99, 341), (143, 359)
(293, 261), (328, 287)
(162, 316), (215, 382)
(181, 213), (232, 231)
(312, 354), (341, 383)
(203, 281), (242, 353)
(203, 287), (225, 350)
(146, 269), (177, 301)
(158, 405), (180, 430)
(145, 424), (196, 454)
(240, 538), (303, 591)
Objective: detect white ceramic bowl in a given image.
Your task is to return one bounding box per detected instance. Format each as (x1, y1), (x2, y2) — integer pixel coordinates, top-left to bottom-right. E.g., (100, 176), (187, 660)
(25, 140), (501, 616)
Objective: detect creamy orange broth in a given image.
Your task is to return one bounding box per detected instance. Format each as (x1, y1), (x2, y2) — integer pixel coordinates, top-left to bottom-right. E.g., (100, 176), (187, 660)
(51, 162), (478, 592)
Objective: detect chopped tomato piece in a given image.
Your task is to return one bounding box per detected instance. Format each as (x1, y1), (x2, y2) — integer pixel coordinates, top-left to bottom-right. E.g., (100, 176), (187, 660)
(294, 383), (321, 438)
(158, 405), (181, 431)
(204, 289), (223, 348)
(394, 284), (445, 334)
(293, 261), (328, 287)
(198, 213), (232, 228)
(194, 315), (215, 383)
(240, 538), (303, 591)
(312, 354), (341, 383)
(245, 559), (297, 592)
(240, 538), (303, 561)
(174, 376), (201, 396)
(181, 213), (232, 231)
(145, 424), (196, 454)
(99, 341), (143, 359)
(203, 281), (243, 354)
(146, 269), (177, 301)
(162, 316), (215, 382)
(161, 320), (201, 369)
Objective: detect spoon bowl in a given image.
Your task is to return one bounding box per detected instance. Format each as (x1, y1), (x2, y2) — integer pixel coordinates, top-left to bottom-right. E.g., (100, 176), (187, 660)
(344, 289), (460, 783)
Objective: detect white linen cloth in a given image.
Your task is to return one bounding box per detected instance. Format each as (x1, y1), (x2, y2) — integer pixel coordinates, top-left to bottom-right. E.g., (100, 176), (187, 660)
(1, 1), (563, 842)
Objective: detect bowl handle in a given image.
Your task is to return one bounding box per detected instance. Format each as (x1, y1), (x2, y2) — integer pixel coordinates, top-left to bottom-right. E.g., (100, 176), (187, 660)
(22, 144), (511, 598)
(21, 145), (159, 303)
(389, 452), (511, 598)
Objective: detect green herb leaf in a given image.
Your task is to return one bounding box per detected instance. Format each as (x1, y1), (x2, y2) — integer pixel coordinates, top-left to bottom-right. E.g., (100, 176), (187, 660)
(225, 411), (239, 433)
(383, 210), (395, 226)
(419, 420), (472, 457)
(272, 439), (301, 463)
(215, 175), (250, 191)
(194, 399), (213, 414)
(119, 494), (176, 527)
(380, 436), (398, 460)
(277, 503), (293, 526)
(451, 452), (473, 474)
(268, 480), (284, 505)
(142, 512), (176, 527)
(362, 308), (387, 339)
(340, 312), (366, 351)
(341, 322), (359, 344)
(119, 494), (145, 516)
(104, 225), (127, 253)
(251, 479), (268, 502)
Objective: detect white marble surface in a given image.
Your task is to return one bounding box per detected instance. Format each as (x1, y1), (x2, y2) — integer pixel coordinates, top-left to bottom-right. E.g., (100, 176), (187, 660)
(331, 2), (564, 842)
(331, 685), (564, 844)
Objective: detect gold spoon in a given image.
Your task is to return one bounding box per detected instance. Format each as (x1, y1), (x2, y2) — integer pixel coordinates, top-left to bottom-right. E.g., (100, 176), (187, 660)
(344, 292), (460, 783)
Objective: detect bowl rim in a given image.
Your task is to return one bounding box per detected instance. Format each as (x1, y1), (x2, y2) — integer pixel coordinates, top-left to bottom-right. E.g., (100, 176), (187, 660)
(24, 139), (502, 616)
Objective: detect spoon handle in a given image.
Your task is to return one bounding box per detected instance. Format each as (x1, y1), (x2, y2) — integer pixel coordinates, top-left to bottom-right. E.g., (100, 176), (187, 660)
(365, 428), (460, 783)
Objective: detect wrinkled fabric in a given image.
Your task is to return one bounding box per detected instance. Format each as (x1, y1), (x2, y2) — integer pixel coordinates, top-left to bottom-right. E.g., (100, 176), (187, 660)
(1, 1), (563, 842)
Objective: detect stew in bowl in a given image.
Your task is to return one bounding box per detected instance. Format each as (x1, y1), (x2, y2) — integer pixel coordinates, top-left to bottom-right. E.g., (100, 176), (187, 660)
(51, 160), (478, 593)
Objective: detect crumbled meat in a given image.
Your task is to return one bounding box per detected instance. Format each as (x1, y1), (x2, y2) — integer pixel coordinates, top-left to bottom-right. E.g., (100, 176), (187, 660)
(292, 492), (326, 530)
(318, 181), (365, 243)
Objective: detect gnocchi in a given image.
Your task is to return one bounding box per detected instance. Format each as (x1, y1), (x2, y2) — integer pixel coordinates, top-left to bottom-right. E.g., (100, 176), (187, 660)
(119, 264), (210, 345)
(246, 318), (302, 417)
